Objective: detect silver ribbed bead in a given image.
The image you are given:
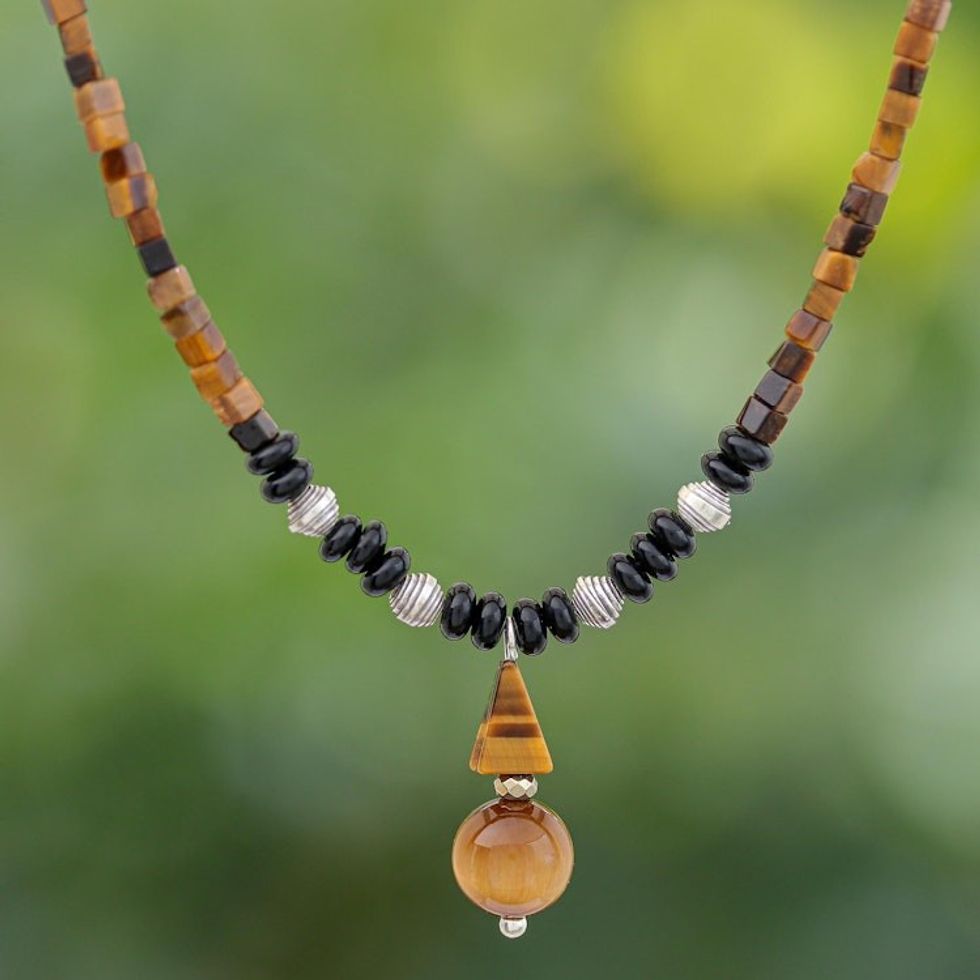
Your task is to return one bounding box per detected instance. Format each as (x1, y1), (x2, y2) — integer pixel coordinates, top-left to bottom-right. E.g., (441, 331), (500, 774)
(677, 481), (731, 533)
(287, 484), (340, 537)
(389, 573), (443, 628)
(571, 575), (624, 630)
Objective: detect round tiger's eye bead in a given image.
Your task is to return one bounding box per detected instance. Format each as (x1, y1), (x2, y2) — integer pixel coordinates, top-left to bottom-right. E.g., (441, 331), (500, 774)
(247, 431), (298, 475)
(719, 426), (774, 472)
(701, 452), (754, 495)
(540, 588), (579, 644)
(319, 515), (362, 563)
(452, 799), (574, 919)
(361, 547), (411, 597)
(471, 592), (507, 651)
(261, 459), (313, 504)
(648, 508), (696, 559)
(441, 582), (478, 641)
(607, 553), (653, 603)
(513, 599), (548, 656)
(346, 520), (387, 574)
(629, 532), (678, 582)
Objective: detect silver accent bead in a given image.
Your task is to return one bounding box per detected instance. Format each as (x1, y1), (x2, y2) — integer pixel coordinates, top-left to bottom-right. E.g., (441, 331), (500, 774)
(499, 916), (528, 940)
(389, 573), (443, 628)
(287, 484), (340, 537)
(503, 619), (520, 662)
(494, 776), (538, 800)
(571, 575), (624, 630)
(677, 481), (731, 533)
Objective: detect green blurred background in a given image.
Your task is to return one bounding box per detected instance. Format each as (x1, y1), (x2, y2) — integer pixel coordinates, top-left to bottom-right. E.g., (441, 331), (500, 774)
(2, 1), (980, 977)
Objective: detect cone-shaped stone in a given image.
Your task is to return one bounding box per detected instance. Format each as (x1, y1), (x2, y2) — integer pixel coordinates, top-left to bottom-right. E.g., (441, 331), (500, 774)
(469, 661), (553, 775)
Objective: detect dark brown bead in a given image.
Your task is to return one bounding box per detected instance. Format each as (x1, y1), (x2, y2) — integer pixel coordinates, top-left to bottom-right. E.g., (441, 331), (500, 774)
(126, 208), (166, 246)
(64, 50), (102, 88)
(824, 215), (876, 257)
(890, 57), (929, 95)
(769, 341), (815, 383)
(840, 182), (889, 226)
(138, 238), (177, 277)
(785, 310), (833, 352)
(229, 410), (279, 453)
(738, 397), (788, 446)
(100, 144), (146, 183)
(754, 370), (803, 414)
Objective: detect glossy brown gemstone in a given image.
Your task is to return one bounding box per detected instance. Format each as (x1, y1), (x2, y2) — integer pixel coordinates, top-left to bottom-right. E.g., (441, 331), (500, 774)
(210, 378), (263, 426)
(870, 120), (908, 161)
(100, 143), (146, 183)
(126, 208), (166, 246)
(813, 248), (859, 292)
(470, 661), (553, 776)
(804, 280), (847, 321)
(738, 397), (788, 445)
(879, 89), (921, 128)
(147, 265), (195, 312)
(190, 350), (242, 400)
(904, 0), (952, 32)
(83, 112), (129, 153)
(840, 182), (889, 226)
(769, 340), (816, 382)
(852, 151), (901, 194)
(890, 57), (929, 95)
(161, 296), (213, 340)
(894, 21), (938, 63)
(58, 14), (92, 56)
(42, 0), (86, 25)
(452, 798), (574, 919)
(824, 215), (876, 257)
(175, 322), (227, 367)
(105, 173), (157, 218)
(65, 50), (102, 88)
(754, 370), (803, 414)
(74, 78), (123, 122)
(785, 309), (833, 352)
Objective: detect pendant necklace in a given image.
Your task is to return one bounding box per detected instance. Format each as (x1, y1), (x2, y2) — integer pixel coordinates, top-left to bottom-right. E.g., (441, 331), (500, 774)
(40, 0), (954, 940)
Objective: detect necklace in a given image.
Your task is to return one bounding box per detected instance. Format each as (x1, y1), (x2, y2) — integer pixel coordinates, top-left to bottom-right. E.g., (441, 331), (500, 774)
(41, 0), (953, 940)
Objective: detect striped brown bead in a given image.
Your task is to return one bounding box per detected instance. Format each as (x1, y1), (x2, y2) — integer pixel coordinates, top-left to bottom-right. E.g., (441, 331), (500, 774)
(904, 0), (952, 32)
(769, 340), (815, 383)
(841, 183), (889, 226)
(852, 152), (901, 194)
(813, 248), (859, 292)
(754, 370), (803, 414)
(58, 14), (92, 55)
(161, 297), (212, 340)
(785, 310), (833, 352)
(803, 280), (847, 321)
(105, 173), (157, 218)
(127, 208), (166, 246)
(147, 265), (195, 312)
(42, 0), (86, 25)
(210, 378), (264, 427)
(879, 90), (921, 128)
(190, 350), (242, 401)
(175, 322), (227, 367)
(738, 397), (788, 446)
(824, 214), (876, 257)
(895, 21), (938, 63)
(74, 78), (123, 122)
(890, 58), (929, 95)
(870, 120), (908, 161)
(100, 144), (146, 183)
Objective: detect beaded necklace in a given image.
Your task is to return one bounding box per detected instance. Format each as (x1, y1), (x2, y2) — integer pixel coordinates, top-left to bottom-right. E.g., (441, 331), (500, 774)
(41, 0), (953, 940)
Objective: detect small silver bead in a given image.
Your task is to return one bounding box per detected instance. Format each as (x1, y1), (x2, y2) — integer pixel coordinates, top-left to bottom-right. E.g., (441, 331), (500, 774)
(389, 573), (443, 628)
(494, 776), (538, 800)
(677, 481), (731, 533)
(503, 619), (520, 662)
(287, 484), (340, 537)
(499, 916), (528, 940)
(571, 575), (624, 630)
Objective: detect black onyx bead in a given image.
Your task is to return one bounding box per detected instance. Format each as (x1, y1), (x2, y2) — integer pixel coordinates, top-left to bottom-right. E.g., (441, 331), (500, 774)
(541, 588), (579, 644)
(247, 432), (299, 475)
(608, 553), (653, 603)
(361, 548), (411, 597)
(513, 599), (548, 656)
(648, 508), (696, 559)
(630, 532), (678, 582)
(719, 425), (774, 472)
(471, 592), (507, 652)
(138, 238), (177, 277)
(229, 410), (280, 453)
(441, 582), (477, 641)
(701, 452), (754, 495)
(346, 520), (387, 574)
(261, 458), (312, 504)
(319, 516), (361, 563)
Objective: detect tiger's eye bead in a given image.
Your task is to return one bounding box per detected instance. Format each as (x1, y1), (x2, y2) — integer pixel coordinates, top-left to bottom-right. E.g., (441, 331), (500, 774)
(701, 452), (753, 495)
(824, 215), (876, 258)
(229, 410), (279, 453)
(260, 458), (312, 504)
(540, 588), (579, 643)
(738, 397), (788, 446)
(346, 521), (387, 574)
(361, 548), (411, 597)
(472, 593), (508, 651)
(769, 341), (815, 383)
(719, 426), (774, 472)
(319, 516), (362, 563)
(905, 0), (952, 32)
(629, 532), (678, 581)
(513, 599), (548, 655)
(127, 208), (166, 246)
(870, 121), (908, 162)
(59, 14), (93, 56)
(100, 143), (146, 183)
(247, 432), (298, 475)
(890, 58), (929, 96)
(754, 370), (804, 414)
(648, 509), (696, 559)
(894, 20), (939, 62)
(840, 182), (889, 226)
(441, 582), (477, 641)
(42, 0), (86, 25)
(607, 554), (653, 603)
(210, 378), (263, 426)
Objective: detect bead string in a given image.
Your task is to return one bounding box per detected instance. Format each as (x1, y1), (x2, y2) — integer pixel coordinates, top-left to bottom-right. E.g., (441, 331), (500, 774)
(41, 0), (953, 654)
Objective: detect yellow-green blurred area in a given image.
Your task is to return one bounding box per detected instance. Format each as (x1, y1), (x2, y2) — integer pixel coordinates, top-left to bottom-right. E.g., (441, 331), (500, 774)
(2, 0), (980, 976)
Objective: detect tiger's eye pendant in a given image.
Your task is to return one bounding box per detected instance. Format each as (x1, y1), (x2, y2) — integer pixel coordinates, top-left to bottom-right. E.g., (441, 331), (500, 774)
(452, 624), (574, 938)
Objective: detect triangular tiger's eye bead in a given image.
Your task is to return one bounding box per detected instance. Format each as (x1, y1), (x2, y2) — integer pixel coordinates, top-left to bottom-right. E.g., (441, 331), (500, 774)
(469, 662), (553, 776)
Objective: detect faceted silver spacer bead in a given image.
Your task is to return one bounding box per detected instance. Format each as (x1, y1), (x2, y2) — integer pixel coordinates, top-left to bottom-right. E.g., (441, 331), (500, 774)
(571, 575), (624, 630)
(494, 776), (538, 800)
(287, 484), (340, 537)
(389, 573), (443, 628)
(677, 481), (732, 533)
(499, 916), (528, 940)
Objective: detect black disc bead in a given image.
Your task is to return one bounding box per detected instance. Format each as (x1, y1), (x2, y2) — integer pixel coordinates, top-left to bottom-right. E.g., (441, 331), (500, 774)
(648, 508), (696, 559)
(261, 458), (312, 504)
(541, 587), (579, 644)
(701, 452), (754, 495)
(608, 553), (653, 603)
(346, 520), (387, 574)
(319, 516), (362, 563)
(513, 599), (548, 656)
(630, 532), (678, 582)
(471, 592), (507, 652)
(441, 582), (477, 641)
(361, 547), (411, 597)
(247, 432), (299, 475)
(719, 425), (774, 472)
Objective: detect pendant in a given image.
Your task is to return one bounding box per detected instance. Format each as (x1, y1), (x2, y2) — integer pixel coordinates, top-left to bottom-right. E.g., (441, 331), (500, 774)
(451, 624), (574, 939)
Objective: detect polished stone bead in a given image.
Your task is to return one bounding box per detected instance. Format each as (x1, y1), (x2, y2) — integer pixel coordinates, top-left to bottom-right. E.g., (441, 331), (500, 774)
(319, 516), (362, 563)
(629, 532), (678, 581)
(246, 431), (298, 475)
(870, 120), (908, 162)
(890, 57), (929, 95)
(229, 410), (279, 453)
(769, 341), (815, 382)
(754, 369), (804, 414)
(648, 509), (696, 559)
(74, 78), (123, 122)
(161, 297), (212, 340)
(138, 238), (177, 277)
(175, 322), (227, 368)
(540, 588), (579, 643)
(472, 592), (508, 651)
(880, 89), (921, 128)
(852, 152), (901, 194)
(607, 554), (652, 603)
(737, 397), (788, 445)
(127, 208), (166, 246)
(58, 14), (92, 56)
(346, 520), (387, 574)
(441, 582), (477, 641)
(147, 266), (195, 313)
(261, 458), (312, 504)
(813, 248), (859, 292)
(803, 280), (847, 322)
(824, 215), (876, 258)
(895, 21), (939, 63)
(42, 0), (86, 24)
(701, 452), (753, 494)
(190, 350), (242, 401)
(105, 173), (157, 219)
(903, 1), (951, 34)
(65, 50), (102, 88)
(362, 548), (411, 597)
(100, 143), (145, 183)
(210, 378), (263, 426)
(840, 182), (889, 226)
(513, 599), (548, 655)
(84, 112), (129, 153)
(719, 425), (774, 471)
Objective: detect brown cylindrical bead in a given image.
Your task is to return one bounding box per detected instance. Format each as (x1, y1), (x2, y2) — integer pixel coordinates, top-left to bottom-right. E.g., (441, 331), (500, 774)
(147, 266), (195, 312)
(105, 173), (157, 218)
(890, 58), (929, 96)
(852, 152), (901, 194)
(84, 112), (129, 153)
(785, 310), (833, 352)
(894, 21), (939, 63)
(738, 397), (788, 446)
(190, 350), (242, 400)
(127, 208), (166, 246)
(74, 78), (124, 122)
(870, 120), (908, 161)
(804, 280), (847, 321)
(65, 50), (102, 88)
(58, 14), (92, 55)
(879, 89), (921, 128)
(769, 340), (816, 383)
(754, 370), (803, 414)
(210, 378), (264, 427)
(813, 249), (859, 292)
(161, 297), (213, 340)
(824, 214), (876, 257)
(905, 0), (952, 32)
(175, 322), (227, 367)
(42, 0), (86, 24)
(100, 143), (146, 183)
(841, 183), (889, 226)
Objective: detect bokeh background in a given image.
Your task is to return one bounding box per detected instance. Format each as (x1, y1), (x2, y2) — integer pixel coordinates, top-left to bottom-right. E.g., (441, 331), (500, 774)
(2, 1), (980, 977)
